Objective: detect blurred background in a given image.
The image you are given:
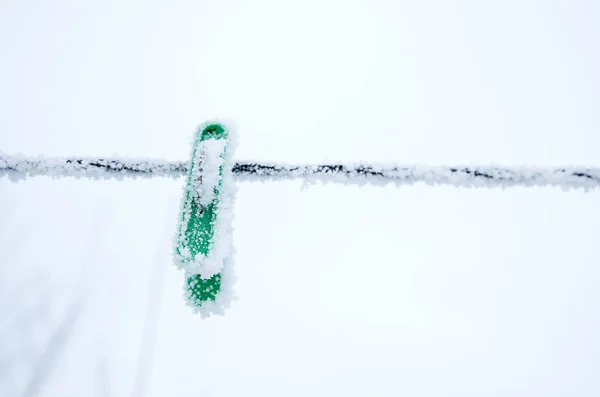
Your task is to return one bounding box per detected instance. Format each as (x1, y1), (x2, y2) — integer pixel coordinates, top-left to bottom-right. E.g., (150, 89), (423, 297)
(1, 0), (600, 396)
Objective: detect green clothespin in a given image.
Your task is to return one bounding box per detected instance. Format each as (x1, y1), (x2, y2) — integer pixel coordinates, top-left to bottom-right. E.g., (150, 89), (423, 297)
(174, 121), (237, 317)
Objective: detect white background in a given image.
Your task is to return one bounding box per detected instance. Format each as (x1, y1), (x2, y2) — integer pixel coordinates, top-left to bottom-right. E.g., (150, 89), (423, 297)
(1, 0), (600, 396)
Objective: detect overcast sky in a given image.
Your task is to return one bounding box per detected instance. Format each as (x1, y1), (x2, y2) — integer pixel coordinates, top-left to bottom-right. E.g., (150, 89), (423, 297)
(1, 0), (600, 396)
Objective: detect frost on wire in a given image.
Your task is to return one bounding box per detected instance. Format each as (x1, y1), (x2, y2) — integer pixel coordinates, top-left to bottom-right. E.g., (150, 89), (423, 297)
(2, 152), (600, 191)
(0, 152), (186, 181)
(172, 121), (238, 318)
(232, 163), (600, 191)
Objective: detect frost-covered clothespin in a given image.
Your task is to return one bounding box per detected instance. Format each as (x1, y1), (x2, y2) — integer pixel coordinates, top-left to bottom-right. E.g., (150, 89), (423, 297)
(173, 121), (238, 318)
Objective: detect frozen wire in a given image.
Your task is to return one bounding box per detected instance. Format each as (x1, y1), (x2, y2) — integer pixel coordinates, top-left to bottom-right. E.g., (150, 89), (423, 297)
(0, 153), (186, 181)
(1, 153), (600, 190)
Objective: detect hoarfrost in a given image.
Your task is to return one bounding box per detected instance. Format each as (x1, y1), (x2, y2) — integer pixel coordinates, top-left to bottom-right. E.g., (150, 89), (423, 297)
(3, 150), (600, 191)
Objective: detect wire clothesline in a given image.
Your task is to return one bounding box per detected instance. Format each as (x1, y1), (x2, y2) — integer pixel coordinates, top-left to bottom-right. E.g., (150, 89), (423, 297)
(1, 152), (600, 190)
(3, 119), (600, 318)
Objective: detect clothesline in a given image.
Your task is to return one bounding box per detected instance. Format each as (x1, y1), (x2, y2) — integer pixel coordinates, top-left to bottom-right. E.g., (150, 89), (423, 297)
(2, 152), (599, 190)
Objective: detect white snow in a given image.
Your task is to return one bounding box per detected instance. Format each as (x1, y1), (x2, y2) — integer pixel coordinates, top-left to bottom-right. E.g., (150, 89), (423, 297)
(192, 139), (226, 207)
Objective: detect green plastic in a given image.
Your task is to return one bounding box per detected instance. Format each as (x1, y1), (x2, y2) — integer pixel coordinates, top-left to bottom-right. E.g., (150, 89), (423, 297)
(176, 123), (228, 305)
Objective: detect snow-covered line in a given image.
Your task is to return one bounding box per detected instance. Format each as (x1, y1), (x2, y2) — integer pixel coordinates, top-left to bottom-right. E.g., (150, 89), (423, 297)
(233, 162), (600, 190)
(2, 153), (600, 190)
(0, 153), (186, 180)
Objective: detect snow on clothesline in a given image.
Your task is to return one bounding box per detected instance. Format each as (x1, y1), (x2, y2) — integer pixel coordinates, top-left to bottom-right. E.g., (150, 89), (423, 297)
(3, 134), (599, 319)
(1, 152), (600, 190)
